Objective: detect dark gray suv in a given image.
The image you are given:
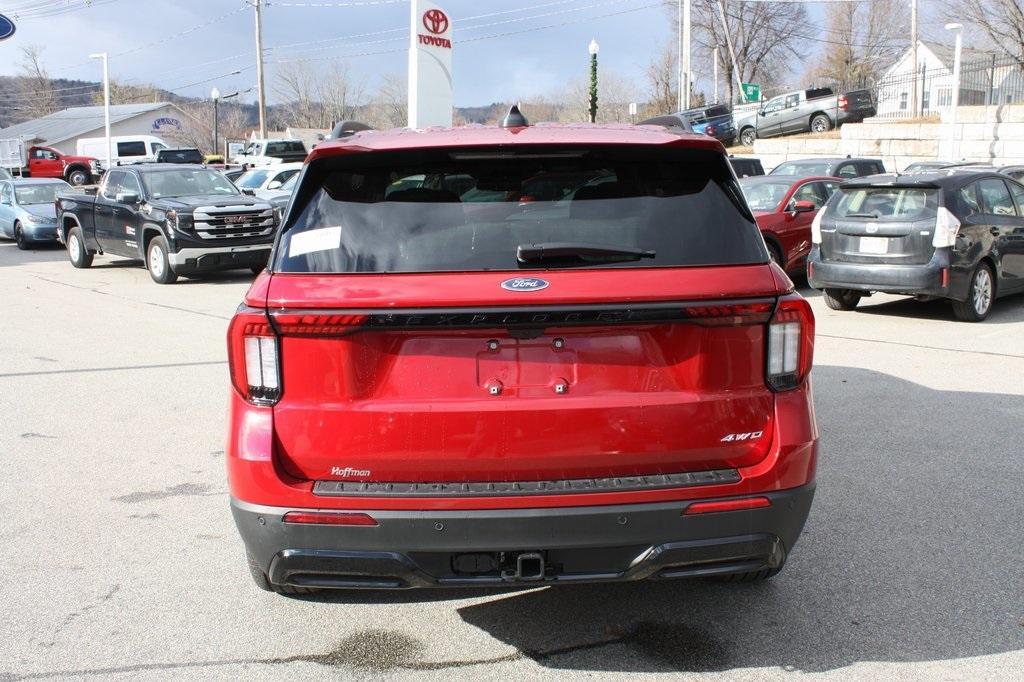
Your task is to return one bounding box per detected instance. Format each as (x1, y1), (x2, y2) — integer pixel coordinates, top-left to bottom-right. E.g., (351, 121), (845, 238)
(807, 171), (1024, 321)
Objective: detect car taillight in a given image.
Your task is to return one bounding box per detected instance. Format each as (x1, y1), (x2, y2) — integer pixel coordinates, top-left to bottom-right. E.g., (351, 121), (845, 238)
(282, 511), (378, 526)
(839, 95), (849, 111)
(227, 307), (280, 405)
(705, 124), (717, 137)
(271, 312), (369, 336)
(681, 301), (774, 326)
(933, 205), (960, 248)
(811, 208), (824, 244)
(766, 296), (814, 392)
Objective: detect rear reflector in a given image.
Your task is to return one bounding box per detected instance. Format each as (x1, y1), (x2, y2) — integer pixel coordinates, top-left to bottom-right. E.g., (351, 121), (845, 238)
(683, 496), (771, 515)
(282, 511), (379, 526)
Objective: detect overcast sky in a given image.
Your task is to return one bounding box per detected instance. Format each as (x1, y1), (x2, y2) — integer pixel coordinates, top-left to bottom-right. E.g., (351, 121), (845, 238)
(0, 0), (948, 109)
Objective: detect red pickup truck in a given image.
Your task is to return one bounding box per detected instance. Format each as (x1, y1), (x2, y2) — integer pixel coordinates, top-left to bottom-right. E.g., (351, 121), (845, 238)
(23, 146), (101, 186)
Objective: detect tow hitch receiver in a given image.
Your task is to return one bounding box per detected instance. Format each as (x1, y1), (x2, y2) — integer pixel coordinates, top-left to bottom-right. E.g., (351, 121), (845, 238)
(505, 552), (545, 581)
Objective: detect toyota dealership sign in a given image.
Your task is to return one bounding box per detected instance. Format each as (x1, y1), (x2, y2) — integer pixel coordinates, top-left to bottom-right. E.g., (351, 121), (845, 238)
(408, 1), (453, 128)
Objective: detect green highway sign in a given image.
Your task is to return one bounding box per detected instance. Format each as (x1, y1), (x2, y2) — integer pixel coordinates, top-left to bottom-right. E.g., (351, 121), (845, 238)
(742, 82), (761, 103)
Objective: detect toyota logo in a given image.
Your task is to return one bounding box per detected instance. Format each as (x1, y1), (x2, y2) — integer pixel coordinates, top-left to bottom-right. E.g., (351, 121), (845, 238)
(423, 9), (449, 35)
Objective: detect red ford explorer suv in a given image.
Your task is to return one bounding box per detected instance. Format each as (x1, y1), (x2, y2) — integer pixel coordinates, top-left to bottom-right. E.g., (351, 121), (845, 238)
(226, 110), (818, 593)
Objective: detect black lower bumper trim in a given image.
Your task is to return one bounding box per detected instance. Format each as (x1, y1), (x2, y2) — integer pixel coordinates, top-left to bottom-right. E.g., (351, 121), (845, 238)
(233, 483), (815, 590)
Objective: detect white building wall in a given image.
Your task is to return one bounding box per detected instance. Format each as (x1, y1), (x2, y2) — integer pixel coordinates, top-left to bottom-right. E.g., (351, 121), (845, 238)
(48, 104), (187, 155)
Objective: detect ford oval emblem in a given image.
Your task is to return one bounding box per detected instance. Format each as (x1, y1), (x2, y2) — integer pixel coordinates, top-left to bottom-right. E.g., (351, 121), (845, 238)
(501, 277), (549, 292)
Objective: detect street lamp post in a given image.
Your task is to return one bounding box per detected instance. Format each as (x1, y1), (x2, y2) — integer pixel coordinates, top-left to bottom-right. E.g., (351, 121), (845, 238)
(211, 87), (220, 158)
(588, 39), (599, 123)
(946, 22), (963, 159)
(88, 53), (111, 171)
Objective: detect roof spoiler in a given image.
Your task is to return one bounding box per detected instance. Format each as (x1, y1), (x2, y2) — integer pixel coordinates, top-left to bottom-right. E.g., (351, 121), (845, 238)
(636, 114), (687, 130)
(329, 120), (374, 139)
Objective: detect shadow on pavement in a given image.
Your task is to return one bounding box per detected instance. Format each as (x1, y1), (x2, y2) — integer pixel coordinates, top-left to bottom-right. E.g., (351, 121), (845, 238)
(455, 365), (1024, 673)
(849, 290), (1024, 325)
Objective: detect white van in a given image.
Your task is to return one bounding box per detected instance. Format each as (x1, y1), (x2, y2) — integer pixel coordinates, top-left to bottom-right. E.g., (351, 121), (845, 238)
(76, 135), (169, 166)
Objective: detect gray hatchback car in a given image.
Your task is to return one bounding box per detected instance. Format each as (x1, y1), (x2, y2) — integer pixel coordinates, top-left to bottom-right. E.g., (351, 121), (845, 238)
(0, 178), (70, 250)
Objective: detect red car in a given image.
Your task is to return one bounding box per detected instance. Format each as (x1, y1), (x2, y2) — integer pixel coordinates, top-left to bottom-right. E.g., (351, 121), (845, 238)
(23, 146), (101, 186)
(227, 112), (818, 593)
(739, 175), (840, 273)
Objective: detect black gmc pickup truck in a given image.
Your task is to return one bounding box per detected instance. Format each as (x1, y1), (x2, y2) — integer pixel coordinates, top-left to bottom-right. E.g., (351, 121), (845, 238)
(57, 164), (278, 284)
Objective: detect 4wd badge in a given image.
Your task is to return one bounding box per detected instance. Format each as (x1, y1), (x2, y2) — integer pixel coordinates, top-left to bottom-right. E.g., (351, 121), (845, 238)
(501, 277), (549, 292)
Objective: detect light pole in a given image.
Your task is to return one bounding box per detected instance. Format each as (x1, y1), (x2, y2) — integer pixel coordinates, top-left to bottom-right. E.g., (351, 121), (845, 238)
(211, 87), (220, 158)
(88, 52), (110, 171)
(588, 38), (599, 123)
(680, 0), (691, 111)
(946, 22), (963, 158)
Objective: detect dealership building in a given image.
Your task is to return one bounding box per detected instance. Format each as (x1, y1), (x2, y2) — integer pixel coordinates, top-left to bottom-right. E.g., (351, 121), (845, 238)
(0, 102), (189, 155)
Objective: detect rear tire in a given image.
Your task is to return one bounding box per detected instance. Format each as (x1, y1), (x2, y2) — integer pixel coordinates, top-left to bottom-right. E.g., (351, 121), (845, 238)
(246, 551), (319, 595)
(146, 235), (178, 284)
(810, 114), (833, 133)
(823, 288), (861, 311)
(14, 222), (31, 250)
(952, 262), (994, 322)
(740, 127), (756, 147)
(67, 226), (93, 268)
(712, 566), (782, 583)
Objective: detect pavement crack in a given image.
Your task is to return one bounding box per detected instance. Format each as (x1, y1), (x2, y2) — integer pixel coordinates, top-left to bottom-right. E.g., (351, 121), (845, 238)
(20, 433), (57, 439)
(29, 274), (231, 321)
(818, 333), (1024, 359)
(0, 360), (225, 379)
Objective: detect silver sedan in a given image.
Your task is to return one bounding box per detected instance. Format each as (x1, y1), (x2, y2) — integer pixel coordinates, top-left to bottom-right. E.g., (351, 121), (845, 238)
(0, 178), (69, 250)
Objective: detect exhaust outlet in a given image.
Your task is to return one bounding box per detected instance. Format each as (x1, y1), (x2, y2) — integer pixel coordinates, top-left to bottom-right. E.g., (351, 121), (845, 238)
(515, 552), (545, 581)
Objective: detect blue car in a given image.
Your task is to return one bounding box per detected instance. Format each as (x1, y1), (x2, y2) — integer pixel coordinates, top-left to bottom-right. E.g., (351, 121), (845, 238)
(0, 178), (69, 250)
(681, 105), (737, 146)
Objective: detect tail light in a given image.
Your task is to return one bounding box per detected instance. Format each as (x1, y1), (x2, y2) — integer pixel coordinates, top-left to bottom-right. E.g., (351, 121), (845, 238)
(227, 307), (280, 405)
(705, 124), (717, 137)
(839, 95), (849, 111)
(933, 206), (960, 247)
(271, 312), (368, 336)
(682, 301), (773, 326)
(282, 511), (378, 526)
(766, 295), (814, 392)
(811, 207), (824, 244)
(683, 496), (771, 515)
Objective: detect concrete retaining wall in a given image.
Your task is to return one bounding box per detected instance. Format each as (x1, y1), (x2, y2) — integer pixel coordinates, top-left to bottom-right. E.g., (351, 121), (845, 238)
(752, 104), (1024, 172)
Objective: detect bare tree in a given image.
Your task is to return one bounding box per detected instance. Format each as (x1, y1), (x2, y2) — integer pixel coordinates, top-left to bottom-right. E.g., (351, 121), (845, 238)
(950, 1), (1024, 64)
(91, 80), (161, 106)
(810, 0), (908, 90)
(173, 102), (251, 154)
(273, 59), (365, 129)
(18, 46), (58, 119)
(672, 0), (809, 104)
(362, 73), (408, 129)
(548, 71), (641, 124)
(644, 44), (680, 116)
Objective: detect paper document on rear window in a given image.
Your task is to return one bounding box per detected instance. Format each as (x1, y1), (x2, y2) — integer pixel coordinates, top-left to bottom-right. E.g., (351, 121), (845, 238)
(289, 226), (342, 257)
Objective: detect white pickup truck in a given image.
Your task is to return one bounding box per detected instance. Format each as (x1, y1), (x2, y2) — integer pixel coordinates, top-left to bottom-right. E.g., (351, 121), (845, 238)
(231, 139), (308, 168)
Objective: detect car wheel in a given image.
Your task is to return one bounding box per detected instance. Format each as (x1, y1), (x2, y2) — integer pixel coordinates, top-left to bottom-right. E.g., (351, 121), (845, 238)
(66, 169), (89, 186)
(246, 551), (318, 595)
(146, 235), (178, 284)
(740, 127), (756, 147)
(823, 288), (861, 311)
(67, 226), (93, 268)
(952, 262), (995, 322)
(712, 566), (782, 583)
(14, 222), (31, 250)
(810, 114), (833, 134)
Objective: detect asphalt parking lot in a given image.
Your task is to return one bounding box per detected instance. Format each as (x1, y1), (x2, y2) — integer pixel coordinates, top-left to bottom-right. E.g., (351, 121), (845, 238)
(2, 242), (1022, 680)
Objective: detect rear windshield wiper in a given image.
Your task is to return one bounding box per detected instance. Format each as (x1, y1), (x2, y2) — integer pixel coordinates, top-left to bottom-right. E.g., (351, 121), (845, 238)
(517, 242), (656, 264)
(846, 212), (880, 218)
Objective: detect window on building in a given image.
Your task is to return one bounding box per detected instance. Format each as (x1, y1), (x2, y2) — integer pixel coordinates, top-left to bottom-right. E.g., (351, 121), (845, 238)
(922, 91), (930, 111)
(899, 92), (908, 110)
(937, 87), (952, 107)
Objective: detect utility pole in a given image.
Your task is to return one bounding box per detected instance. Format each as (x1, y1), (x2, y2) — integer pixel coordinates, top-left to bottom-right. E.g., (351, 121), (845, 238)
(713, 46), (719, 104)
(910, 0), (918, 117)
(253, 0), (268, 138)
(89, 53), (111, 171)
(681, 0), (691, 110)
(715, 0), (744, 104)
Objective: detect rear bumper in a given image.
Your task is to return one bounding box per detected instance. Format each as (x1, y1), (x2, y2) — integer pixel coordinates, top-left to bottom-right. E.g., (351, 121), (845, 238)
(807, 246), (961, 298)
(233, 483), (815, 589)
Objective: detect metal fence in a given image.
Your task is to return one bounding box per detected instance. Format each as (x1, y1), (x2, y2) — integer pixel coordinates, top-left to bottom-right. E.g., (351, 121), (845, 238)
(869, 54), (1024, 119)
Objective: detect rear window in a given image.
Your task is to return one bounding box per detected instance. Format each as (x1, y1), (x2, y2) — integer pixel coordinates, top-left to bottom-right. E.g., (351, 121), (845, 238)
(772, 161), (831, 177)
(267, 141), (306, 155)
(831, 187), (938, 221)
(704, 105), (731, 118)
(275, 145), (767, 273)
